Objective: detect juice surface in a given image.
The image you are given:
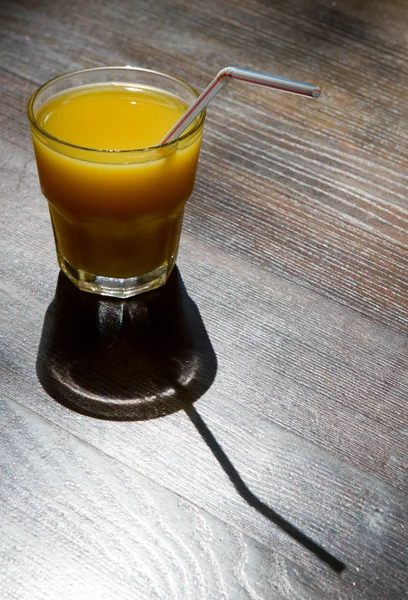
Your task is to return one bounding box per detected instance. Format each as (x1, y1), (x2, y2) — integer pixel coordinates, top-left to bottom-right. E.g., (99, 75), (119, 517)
(32, 83), (203, 278)
(36, 84), (189, 150)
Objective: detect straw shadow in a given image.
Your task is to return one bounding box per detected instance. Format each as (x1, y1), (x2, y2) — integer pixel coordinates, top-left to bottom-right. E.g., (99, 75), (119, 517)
(36, 270), (217, 420)
(186, 406), (346, 573)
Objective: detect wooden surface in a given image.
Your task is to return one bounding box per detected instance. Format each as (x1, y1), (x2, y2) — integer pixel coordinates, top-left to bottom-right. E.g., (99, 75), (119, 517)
(1, 0), (407, 598)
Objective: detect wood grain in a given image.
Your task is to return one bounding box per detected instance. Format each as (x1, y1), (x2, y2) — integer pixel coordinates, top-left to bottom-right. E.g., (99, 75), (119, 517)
(1, 0), (407, 330)
(1, 399), (293, 600)
(1, 265), (407, 598)
(1, 0), (407, 598)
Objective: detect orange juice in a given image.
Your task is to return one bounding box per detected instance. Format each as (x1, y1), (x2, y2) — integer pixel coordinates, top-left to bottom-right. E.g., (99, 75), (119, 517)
(29, 71), (204, 296)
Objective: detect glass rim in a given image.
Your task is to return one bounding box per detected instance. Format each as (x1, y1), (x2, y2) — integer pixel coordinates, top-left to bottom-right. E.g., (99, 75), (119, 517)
(27, 65), (206, 154)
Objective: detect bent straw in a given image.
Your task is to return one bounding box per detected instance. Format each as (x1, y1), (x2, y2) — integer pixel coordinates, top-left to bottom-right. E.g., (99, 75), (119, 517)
(160, 66), (321, 145)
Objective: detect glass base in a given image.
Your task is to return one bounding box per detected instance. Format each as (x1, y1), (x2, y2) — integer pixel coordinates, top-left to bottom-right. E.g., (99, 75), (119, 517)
(58, 254), (176, 298)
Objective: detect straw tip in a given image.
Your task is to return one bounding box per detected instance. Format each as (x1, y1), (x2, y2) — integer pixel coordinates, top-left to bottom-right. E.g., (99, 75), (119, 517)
(312, 86), (322, 99)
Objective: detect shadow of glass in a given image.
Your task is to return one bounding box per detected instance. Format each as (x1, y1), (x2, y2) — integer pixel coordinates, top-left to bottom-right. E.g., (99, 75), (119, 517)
(36, 269), (217, 420)
(186, 406), (346, 573)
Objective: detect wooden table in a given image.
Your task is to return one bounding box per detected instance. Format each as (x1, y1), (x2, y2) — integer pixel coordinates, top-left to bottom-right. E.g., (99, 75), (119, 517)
(1, 0), (407, 598)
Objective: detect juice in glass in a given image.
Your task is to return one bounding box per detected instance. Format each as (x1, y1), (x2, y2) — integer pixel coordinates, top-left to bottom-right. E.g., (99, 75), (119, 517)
(28, 67), (205, 298)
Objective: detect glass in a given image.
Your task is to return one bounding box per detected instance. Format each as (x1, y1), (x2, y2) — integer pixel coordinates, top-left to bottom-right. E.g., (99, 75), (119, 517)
(27, 67), (205, 298)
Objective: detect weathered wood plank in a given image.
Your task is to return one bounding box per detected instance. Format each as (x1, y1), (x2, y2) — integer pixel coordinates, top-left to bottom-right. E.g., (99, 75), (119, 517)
(1, 398), (298, 600)
(1, 274), (407, 597)
(1, 0), (407, 597)
(1, 142), (407, 491)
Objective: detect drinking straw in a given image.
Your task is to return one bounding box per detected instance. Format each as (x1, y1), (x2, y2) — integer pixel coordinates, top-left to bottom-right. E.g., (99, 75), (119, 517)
(160, 66), (321, 145)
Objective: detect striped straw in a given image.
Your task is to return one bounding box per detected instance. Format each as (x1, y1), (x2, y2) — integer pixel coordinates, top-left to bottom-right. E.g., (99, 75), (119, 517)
(160, 66), (321, 145)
